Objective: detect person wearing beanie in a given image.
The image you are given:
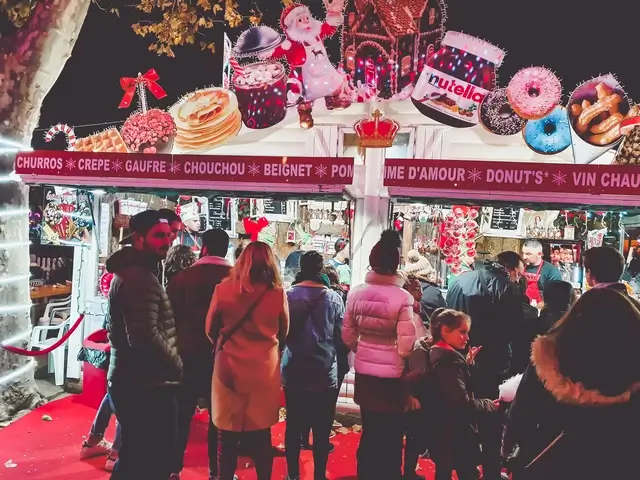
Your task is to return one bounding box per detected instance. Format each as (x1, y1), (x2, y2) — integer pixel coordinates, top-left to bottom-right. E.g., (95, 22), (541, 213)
(342, 229), (418, 479)
(403, 250), (445, 322)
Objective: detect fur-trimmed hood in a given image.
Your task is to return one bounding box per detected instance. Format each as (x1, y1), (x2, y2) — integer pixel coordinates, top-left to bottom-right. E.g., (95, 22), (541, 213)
(532, 335), (640, 406)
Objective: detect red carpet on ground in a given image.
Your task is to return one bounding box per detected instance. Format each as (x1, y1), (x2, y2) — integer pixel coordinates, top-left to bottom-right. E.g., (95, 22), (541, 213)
(0, 395), (439, 479)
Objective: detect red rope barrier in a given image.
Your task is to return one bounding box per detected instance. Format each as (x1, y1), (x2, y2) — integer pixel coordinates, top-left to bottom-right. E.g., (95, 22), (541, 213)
(0, 314), (85, 356)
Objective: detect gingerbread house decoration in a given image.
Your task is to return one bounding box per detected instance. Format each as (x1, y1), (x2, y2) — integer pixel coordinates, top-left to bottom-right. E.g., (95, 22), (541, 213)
(341, 0), (446, 99)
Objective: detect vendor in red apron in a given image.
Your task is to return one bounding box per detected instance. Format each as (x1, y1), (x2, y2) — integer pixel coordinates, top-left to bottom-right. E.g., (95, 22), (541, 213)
(522, 240), (563, 304)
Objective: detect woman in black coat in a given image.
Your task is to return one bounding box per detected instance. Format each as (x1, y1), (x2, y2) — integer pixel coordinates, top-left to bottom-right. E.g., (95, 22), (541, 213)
(503, 288), (640, 480)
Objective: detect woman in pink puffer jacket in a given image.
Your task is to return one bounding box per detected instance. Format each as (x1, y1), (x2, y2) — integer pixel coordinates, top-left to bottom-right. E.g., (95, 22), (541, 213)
(342, 230), (417, 480)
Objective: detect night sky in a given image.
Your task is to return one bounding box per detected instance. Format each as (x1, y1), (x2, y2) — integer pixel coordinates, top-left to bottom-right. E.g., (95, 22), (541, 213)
(33, 0), (640, 150)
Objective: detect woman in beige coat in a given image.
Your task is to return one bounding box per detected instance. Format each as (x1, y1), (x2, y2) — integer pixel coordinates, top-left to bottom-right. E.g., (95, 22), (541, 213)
(206, 241), (290, 480)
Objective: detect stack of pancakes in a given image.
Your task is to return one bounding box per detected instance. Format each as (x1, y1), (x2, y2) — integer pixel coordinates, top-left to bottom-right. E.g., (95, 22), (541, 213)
(75, 128), (128, 152)
(170, 88), (242, 152)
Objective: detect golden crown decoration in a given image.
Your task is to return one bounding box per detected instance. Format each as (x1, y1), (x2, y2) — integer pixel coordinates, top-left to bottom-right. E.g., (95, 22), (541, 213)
(354, 109), (400, 148)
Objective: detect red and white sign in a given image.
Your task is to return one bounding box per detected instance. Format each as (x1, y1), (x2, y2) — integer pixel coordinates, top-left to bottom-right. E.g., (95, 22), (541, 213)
(16, 151), (354, 185)
(384, 159), (640, 196)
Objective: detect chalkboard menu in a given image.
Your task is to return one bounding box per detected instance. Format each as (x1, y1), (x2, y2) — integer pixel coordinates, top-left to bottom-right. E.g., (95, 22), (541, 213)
(490, 207), (521, 231)
(263, 199), (287, 216)
(208, 197), (231, 231)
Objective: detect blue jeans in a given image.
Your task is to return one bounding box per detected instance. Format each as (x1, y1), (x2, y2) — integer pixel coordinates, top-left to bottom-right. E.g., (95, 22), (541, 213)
(90, 393), (122, 451)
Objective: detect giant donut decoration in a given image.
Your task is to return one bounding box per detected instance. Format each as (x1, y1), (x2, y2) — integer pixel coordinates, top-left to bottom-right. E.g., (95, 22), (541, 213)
(523, 105), (571, 155)
(507, 67), (562, 120)
(479, 88), (526, 136)
(44, 123), (76, 151)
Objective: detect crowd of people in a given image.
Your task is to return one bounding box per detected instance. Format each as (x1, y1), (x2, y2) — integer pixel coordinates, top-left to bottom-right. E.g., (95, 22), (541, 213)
(78, 208), (640, 480)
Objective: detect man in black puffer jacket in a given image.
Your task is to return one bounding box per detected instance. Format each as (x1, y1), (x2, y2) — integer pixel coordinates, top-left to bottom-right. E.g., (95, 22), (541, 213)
(446, 251), (524, 480)
(106, 210), (183, 480)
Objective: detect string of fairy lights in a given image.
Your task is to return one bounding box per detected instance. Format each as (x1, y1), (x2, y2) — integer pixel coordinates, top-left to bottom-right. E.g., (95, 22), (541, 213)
(0, 137), (37, 384)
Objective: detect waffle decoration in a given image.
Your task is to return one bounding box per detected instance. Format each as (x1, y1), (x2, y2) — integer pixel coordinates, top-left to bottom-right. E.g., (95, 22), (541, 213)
(354, 109), (400, 148)
(74, 128), (129, 153)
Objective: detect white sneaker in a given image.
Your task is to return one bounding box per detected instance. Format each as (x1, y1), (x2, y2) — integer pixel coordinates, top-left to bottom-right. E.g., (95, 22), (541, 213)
(80, 438), (112, 459)
(105, 453), (117, 472)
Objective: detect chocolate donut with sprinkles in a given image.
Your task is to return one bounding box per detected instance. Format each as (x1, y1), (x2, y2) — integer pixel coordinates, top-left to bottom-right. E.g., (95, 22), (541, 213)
(479, 88), (526, 136)
(507, 66), (562, 120)
(523, 105), (571, 155)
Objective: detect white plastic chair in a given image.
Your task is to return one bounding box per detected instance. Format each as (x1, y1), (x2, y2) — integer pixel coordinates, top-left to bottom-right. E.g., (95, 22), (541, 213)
(39, 296), (71, 326)
(28, 318), (71, 386)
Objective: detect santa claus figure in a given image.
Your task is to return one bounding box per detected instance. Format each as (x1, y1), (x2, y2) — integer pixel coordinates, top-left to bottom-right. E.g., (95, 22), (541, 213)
(176, 202), (202, 252)
(264, 0), (349, 128)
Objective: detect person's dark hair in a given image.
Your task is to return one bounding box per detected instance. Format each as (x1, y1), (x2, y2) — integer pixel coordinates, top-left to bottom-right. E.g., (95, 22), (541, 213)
(548, 288), (640, 396)
(369, 229), (402, 275)
(334, 238), (348, 254)
(158, 208), (181, 224)
(380, 229), (402, 249)
(430, 307), (470, 342)
(322, 265), (340, 285)
(201, 229), (229, 258)
(583, 246), (624, 283)
(496, 251), (523, 270)
(165, 244), (196, 285)
(543, 280), (576, 311)
(300, 250), (324, 275)
(234, 243), (244, 260)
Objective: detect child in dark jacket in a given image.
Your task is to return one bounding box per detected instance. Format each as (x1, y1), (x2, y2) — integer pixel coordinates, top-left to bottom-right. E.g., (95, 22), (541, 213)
(427, 308), (499, 480)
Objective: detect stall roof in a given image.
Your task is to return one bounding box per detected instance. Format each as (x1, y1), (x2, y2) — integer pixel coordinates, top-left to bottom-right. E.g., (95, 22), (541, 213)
(385, 158), (640, 210)
(15, 151), (355, 199)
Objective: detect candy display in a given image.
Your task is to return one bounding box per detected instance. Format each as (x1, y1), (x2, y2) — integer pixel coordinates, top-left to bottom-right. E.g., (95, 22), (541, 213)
(567, 74), (632, 164)
(613, 116), (640, 165)
(74, 128), (128, 153)
(44, 123), (76, 150)
(40, 188), (93, 247)
(440, 206), (479, 274)
(233, 62), (302, 129)
(169, 88), (241, 152)
(341, 0), (446, 100)
(523, 106), (571, 155)
(121, 108), (176, 154)
(506, 67), (562, 120)
(479, 88), (526, 136)
(411, 32), (505, 128)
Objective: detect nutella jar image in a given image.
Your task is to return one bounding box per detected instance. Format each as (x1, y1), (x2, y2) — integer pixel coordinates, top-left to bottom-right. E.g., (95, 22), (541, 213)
(412, 31), (505, 128)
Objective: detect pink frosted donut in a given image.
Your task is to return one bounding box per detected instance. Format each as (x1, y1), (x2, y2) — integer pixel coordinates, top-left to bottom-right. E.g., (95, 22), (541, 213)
(507, 67), (562, 120)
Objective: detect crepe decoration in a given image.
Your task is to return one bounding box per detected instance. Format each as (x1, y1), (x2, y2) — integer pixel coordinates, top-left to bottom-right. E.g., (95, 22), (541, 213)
(169, 87), (241, 152)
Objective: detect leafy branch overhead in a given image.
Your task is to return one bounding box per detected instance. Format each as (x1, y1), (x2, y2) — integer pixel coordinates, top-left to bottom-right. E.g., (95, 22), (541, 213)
(1, 0), (296, 56)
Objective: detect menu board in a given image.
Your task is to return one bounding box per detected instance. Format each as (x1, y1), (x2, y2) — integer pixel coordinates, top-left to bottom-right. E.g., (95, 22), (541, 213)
(263, 199), (287, 216)
(485, 207), (523, 238)
(41, 187), (94, 246)
(208, 197), (232, 231)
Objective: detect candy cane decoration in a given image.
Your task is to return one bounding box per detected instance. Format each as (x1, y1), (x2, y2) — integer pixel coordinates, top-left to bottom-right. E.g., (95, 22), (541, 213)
(229, 56), (244, 79)
(44, 123), (76, 151)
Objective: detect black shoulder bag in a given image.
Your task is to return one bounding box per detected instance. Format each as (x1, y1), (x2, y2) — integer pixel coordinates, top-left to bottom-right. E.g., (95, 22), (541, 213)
(215, 287), (271, 355)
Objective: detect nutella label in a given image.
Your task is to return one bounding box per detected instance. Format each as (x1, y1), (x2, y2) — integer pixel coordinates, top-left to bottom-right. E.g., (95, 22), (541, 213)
(412, 68), (490, 125)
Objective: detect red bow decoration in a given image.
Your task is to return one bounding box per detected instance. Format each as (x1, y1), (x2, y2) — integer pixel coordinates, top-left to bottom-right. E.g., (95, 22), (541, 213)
(119, 69), (167, 109)
(243, 217), (269, 242)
